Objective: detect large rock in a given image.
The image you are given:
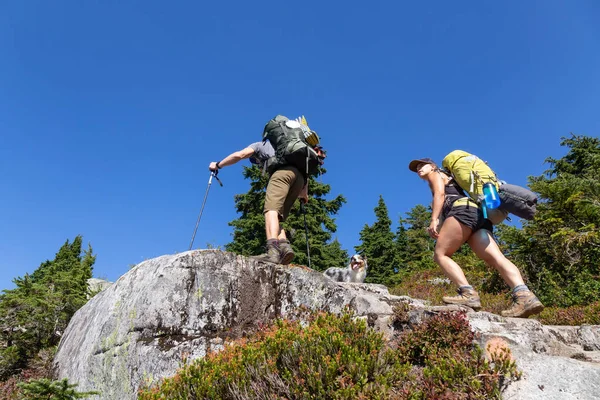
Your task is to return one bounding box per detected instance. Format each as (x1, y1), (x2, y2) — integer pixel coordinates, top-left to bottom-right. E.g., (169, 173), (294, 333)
(53, 250), (411, 399)
(469, 312), (600, 399)
(54, 250), (600, 400)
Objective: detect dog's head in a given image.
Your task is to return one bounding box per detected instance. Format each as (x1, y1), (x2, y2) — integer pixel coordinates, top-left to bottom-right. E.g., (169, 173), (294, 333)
(350, 254), (367, 271)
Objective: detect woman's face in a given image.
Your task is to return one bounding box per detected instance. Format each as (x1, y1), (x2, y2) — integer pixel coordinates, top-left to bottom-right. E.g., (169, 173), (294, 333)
(416, 162), (434, 178)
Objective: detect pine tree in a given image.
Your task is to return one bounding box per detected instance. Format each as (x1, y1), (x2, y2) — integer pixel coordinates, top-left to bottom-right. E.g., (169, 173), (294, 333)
(18, 378), (99, 399)
(497, 134), (600, 306)
(0, 236), (95, 379)
(402, 205), (436, 271)
(226, 166), (348, 270)
(391, 220), (410, 282)
(355, 196), (396, 285)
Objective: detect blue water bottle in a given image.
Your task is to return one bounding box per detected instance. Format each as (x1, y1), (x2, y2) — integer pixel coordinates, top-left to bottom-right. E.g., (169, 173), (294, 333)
(483, 182), (501, 209)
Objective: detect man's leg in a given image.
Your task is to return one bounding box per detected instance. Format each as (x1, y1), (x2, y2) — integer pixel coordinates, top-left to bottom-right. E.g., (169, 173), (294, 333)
(265, 210), (280, 240)
(277, 167), (305, 264)
(252, 167), (298, 263)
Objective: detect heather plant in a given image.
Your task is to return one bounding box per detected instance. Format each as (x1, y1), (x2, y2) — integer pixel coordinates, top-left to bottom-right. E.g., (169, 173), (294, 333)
(139, 310), (520, 399)
(537, 301), (600, 325)
(390, 255), (599, 325)
(392, 312), (520, 399)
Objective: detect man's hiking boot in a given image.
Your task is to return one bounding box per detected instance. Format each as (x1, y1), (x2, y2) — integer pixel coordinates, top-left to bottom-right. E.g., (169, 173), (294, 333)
(278, 240), (295, 265)
(501, 290), (544, 318)
(442, 287), (482, 310)
(251, 242), (281, 264)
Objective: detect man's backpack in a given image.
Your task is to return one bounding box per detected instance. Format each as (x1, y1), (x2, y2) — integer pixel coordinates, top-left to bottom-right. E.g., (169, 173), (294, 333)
(442, 150), (537, 221)
(262, 115), (322, 177)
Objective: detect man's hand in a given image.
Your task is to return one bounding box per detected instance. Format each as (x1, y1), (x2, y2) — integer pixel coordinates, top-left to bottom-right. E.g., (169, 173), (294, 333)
(298, 183), (309, 204)
(208, 162), (219, 172)
(427, 219), (440, 239)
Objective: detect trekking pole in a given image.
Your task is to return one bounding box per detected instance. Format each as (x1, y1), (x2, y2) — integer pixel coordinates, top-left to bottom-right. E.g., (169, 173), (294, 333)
(189, 170), (223, 250)
(300, 202), (311, 269)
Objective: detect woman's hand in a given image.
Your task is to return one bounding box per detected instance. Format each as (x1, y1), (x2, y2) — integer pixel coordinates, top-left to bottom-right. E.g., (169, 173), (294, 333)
(427, 219), (440, 239)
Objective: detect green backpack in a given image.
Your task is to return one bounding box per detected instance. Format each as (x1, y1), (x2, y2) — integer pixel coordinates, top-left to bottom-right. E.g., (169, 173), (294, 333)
(262, 115), (322, 177)
(442, 150), (537, 221)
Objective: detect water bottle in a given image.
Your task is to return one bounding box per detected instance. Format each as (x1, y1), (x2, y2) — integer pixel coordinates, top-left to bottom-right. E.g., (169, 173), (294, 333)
(483, 182), (501, 209)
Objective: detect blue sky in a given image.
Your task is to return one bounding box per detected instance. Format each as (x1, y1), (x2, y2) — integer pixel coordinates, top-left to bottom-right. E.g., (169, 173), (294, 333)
(1, 1), (599, 290)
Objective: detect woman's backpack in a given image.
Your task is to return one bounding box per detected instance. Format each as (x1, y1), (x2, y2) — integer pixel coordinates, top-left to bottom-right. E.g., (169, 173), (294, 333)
(442, 150), (537, 221)
(262, 115), (322, 177)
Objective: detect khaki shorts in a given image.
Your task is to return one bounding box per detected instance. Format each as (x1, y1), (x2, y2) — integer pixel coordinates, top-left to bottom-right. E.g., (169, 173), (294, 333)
(264, 166), (305, 221)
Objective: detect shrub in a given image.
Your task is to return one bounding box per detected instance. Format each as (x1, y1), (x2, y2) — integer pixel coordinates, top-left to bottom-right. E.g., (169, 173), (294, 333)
(0, 347), (58, 399)
(139, 310), (520, 399)
(392, 312), (520, 399)
(17, 378), (99, 400)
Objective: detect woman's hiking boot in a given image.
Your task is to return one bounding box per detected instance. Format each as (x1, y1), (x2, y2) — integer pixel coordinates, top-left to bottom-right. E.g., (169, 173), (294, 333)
(442, 287), (482, 310)
(501, 290), (544, 318)
(251, 241), (281, 264)
(278, 239), (295, 265)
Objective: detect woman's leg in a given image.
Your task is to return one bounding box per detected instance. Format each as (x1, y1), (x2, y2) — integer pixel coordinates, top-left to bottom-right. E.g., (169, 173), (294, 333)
(468, 229), (544, 317)
(467, 229), (524, 289)
(434, 217), (473, 286)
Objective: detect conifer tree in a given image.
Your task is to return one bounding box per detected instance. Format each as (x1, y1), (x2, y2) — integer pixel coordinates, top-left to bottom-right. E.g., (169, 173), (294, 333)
(402, 205), (436, 271)
(498, 134), (600, 306)
(355, 196), (396, 285)
(0, 236), (95, 379)
(390, 220), (410, 283)
(226, 166), (348, 270)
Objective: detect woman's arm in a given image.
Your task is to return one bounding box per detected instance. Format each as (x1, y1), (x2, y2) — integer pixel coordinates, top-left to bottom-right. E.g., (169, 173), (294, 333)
(426, 172), (445, 238)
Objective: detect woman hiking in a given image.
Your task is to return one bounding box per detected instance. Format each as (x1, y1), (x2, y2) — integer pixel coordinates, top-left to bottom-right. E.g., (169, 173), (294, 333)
(408, 157), (544, 318)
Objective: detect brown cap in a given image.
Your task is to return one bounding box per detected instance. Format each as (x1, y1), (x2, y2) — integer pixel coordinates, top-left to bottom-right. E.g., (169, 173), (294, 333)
(408, 157), (435, 172)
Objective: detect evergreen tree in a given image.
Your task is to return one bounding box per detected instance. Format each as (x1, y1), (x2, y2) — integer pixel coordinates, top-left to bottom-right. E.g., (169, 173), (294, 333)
(0, 236), (95, 379)
(18, 378), (99, 399)
(497, 134), (600, 306)
(355, 196), (396, 285)
(392, 220), (410, 278)
(226, 166), (348, 270)
(402, 205), (436, 271)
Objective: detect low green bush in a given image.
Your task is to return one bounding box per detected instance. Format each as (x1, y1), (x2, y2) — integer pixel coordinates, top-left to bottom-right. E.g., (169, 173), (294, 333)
(139, 310), (519, 399)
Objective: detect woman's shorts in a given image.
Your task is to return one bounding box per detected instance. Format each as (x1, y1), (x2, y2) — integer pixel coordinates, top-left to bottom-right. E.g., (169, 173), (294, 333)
(444, 198), (493, 233)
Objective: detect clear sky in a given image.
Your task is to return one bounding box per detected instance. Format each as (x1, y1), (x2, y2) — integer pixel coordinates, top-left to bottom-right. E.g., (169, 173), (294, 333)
(1, 1), (599, 290)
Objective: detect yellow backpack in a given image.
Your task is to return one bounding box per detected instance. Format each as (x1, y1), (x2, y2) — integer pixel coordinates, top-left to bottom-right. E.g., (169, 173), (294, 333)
(442, 150), (537, 222)
(442, 150), (500, 203)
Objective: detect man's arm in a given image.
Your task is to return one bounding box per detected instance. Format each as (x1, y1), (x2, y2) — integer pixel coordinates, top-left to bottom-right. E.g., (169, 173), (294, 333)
(209, 146), (255, 171)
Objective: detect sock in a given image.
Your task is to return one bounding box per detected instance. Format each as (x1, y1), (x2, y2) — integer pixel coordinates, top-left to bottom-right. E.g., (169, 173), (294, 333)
(458, 285), (474, 291)
(267, 239), (279, 247)
(512, 284), (529, 294)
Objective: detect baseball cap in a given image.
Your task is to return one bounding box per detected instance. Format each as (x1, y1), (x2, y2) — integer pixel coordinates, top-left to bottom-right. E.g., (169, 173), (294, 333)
(408, 157), (435, 172)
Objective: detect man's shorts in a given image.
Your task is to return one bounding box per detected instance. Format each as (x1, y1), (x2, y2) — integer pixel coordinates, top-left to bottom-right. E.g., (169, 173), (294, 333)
(444, 198), (493, 233)
(264, 166), (305, 221)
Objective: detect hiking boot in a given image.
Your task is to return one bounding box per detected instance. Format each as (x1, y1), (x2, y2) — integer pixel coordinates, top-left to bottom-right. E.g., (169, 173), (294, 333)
(278, 239), (295, 265)
(501, 290), (544, 318)
(442, 287), (482, 310)
(251, 242), (281, 264)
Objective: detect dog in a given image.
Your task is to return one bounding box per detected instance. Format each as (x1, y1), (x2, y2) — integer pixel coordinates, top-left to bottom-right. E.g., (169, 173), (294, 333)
(323, 254), (368, 283)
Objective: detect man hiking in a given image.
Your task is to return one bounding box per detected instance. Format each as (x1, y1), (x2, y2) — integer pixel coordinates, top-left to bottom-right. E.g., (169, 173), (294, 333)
(209, 115), (324, 265)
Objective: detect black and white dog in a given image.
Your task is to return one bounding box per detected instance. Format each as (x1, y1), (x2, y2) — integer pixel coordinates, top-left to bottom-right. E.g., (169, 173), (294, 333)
(323, 254), (368, 283)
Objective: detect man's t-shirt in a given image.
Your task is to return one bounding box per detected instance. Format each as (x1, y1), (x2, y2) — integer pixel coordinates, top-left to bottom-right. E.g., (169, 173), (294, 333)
(248, 141), (275, 165)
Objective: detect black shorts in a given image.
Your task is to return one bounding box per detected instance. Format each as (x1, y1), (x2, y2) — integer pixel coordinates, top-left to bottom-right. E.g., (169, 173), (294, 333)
(444, 199), (493, 233)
